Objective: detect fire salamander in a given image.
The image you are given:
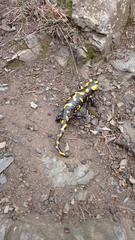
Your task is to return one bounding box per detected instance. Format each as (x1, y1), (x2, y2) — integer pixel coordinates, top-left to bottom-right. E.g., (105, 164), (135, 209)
(56, 79), (99, 157)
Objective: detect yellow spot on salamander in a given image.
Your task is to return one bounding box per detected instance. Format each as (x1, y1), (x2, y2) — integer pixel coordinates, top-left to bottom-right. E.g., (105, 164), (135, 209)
(91, 84), (98, 91)
(78, 92), (85, 96)
(95, 80), (98, 84)
(85, 82), (89, 87)
(73, 95), (77, 101)
(61, 124), (67, 131)
(85, 88), (89, 93)
(64, 103), (73, 108)
(89, 79), (93, 82)
(80, 98), (83, 103)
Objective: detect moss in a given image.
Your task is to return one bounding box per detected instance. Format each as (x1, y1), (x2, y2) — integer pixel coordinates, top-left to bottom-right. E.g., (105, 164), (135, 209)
(66, 0), (72, 17)
(6, 59), (25, 69)
(126, 15), (133, 27)
(85, 46), (102, 62)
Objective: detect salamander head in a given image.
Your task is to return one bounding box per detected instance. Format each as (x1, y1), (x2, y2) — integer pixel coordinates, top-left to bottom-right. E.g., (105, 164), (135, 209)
(89, 79), (99, 91)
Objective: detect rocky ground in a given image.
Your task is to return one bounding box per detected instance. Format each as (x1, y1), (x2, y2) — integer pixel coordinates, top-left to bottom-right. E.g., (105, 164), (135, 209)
(0, 1), (135, 239)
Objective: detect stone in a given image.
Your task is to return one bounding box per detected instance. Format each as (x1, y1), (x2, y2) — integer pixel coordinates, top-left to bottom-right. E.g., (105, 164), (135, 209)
(0, 215), (13, 240)
(111, 52), (135, 73)
(30, 101), (38, 109)
(75, 47), (87, 63)
(0, 214), (135, 240)
(5, 215), (64, 240)
(0, 142), (6, 149)
(0, 173), (7, 185)
(63, 203), (70, 214)
(0, 156), (14, 174)
(117, 102), (124, 108)
(0, 114), (4, 120)
(0, 20), (16, 32)
(55, 47), (70, 67)
(119, 159), (128, 171)
(72, 0), (131, 53)
(25, 33), (42, 55)
(132, 107), (135, 114)
(0, 84), (8, 92)
(10, 49), (37, 64)
(41, 156), (97, 187)
(129, 175), (135, 184)
(4, 206), (10, 214)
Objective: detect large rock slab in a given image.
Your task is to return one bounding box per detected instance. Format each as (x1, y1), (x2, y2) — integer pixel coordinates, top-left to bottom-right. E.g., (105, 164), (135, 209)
(72, 0), (131, 53)
(1, 214), (135, 240)
(41, 155), (97, 187)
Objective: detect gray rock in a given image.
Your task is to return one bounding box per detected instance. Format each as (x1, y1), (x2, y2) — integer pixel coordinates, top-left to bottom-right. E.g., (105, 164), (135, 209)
(0, 215), (13, 240)
(117, 121), (135, 155)
(72, 0), (131, 53)
(0, 23), (16, 32)
(0, 214), (135, 240)
(0, 114), (4, 120)
(5, 215), (64, 240)
(25, 33), (42, 55)
(0, 142), (6, 149)
(70, 219), (126, 240)
(10, 49), (37, 64)
(55, 47), (70, 67)
(0, 173), (7, 185)
(132, 107), (135, 114)
(41, 156), (97, 187)
(63, 203), (70, 214)
(0, 156), (14, 174)
(0, 84), (8, 92)
(112, 52), (135, 73)
(75, 47), (87, 63)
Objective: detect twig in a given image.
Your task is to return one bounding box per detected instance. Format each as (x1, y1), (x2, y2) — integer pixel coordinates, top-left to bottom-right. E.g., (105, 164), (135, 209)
(78, 204), (86, 222)
(57, 25), (81, 83)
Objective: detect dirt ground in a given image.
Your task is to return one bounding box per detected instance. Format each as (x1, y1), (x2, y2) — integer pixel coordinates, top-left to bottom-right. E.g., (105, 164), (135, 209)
(0, 1), (135, 224)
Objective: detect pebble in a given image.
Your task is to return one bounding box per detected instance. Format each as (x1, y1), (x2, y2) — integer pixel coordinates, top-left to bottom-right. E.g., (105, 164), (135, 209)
(0, 156), (14, 174)
(71, 198), (75, 205)
(4, 205), (10, 214)
(129, 175), (135, 184)
(63, 203), (70, 214)
(0, 114), (4, 120)
(0, 141), (6, 149)
(132, 107), (135, 114)
(0, 173), (7, 185)
(119, 159), (128, 171)
(91, 118), (98, 126)
(105, 101), (112, 106)
(30, 101), (38, 109)
(117, 102), (124, 108)
(0, 83), (9, 92)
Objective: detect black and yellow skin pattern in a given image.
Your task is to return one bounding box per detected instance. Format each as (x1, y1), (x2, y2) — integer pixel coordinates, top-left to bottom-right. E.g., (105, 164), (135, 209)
(56, 79), (99, 157)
